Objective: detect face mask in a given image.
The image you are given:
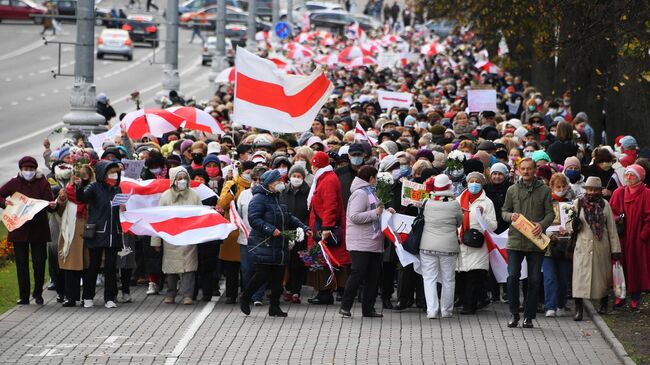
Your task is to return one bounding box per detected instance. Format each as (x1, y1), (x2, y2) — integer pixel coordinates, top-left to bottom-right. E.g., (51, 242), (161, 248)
(565, 169), (581, 184)
(549, 108), (558, 115)
(554, 190), (567, 197)
(191, 154), (203, 164)
(176, 179), (188, 191)
(399, 165), (411, 176)
(278, 168), (288, 176)
(241, 173), (252, 182)
(107, 173), (119, 180)
(468, 182), (482, 194)
(294, 160), (307, 169)
(350, 113), (359, 122)
(598, 162), (612, 171)
(535, 98), (543, 105)
(350, 156), (364, 166)
(274, 182), (286, 193)
(587, 193), (601, 202)
(528, 105), (535, 112)
(150, 167), (162, 175)
(290, 177), (303, 187)
(418, 122), (429, 129)
(206, 167), (220, 177)
(21, 170), (36, 181)
(524, 151), (534, 158)
(392, 170), (401, 180)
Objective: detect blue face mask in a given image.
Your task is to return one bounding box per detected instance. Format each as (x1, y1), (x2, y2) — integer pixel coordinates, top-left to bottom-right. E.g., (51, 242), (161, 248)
(399, 165), (411, 176)
(468, 182), (482, 194)
(565, 169), (581, 184)
(524, 151), (534, 158)
(350, 156), (364, 166)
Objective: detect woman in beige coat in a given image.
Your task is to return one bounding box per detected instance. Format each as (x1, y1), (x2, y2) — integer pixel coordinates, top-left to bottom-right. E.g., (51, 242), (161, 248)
(151, 166), (202, 305)
(572, 177), (622, 321)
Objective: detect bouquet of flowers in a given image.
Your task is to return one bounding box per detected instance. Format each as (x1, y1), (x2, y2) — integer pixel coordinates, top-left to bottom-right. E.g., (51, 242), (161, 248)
(281, 227), (305, 250)
(446, 150), (466, 171)
(375, 172), (394, 207)
(297, 244), (326, 271)
(69, 146), (91, 177)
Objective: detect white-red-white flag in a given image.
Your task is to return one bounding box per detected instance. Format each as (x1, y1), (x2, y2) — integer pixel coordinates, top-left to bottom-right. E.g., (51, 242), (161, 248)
(119, 177), (216, 210)
(377, 89), (413, 111)
(229, 200), (249, 240)
(120, 206), (236, 245)
(346, 22), (367, 44)
(381, 212), (421, 274)
(354, 122), (377, 146)
(232, 47), (333, 133)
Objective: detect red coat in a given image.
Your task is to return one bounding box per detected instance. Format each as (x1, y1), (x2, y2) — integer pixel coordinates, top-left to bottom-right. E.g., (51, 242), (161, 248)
(308, 171), (351, 265)
(0, 172), (54, 243)
(610, 185), (650, 293)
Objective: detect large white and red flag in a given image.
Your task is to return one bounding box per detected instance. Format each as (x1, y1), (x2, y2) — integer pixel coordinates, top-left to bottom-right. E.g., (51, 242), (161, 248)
(229, 200), (249, 240)
(376, 90), (413, 111)
(232, 47), (333, 133)
(119, 177), (216, 210)
(120, 206), (236, 245)
(381, 212), (422, 274)
(354, 122), (377, 146)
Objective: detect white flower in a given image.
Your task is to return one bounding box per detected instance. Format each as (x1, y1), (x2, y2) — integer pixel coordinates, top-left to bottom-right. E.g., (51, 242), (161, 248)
(377, 172), (394, 185)
(447, 150), (466, 161)
(295, 227), (305, 243)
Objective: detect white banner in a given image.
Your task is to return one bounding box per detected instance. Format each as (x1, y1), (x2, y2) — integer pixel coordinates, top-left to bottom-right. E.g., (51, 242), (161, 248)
(377, 90), (413, 111)
(468, 89), (497, 113)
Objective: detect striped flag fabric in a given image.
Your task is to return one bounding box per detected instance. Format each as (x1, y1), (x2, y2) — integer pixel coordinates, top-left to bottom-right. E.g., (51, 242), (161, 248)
(354, 122), (377, 146)
(232, 47), (333, 133)
(229, 200), (249, 240)
(120, 206), (236, 245)
(119, 178), (216, 210)
(381, 212), (422, 274)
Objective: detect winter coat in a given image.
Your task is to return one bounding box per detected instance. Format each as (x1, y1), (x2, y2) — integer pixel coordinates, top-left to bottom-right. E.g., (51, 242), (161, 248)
(308, 170), (351, 265)
(57, 184), (89, 271)
(236, 188), (253, 245)
(285, 182), (310, 225)
(569, 175), (585, 198)
(217, 175), (251, 262)
(484, 182), (511, 234)
(150, 166), (202, 274)
(420, 197), (462, 253)
(96, 102), (116, 123)
(0, 170), (54, 243)
(247, 185), (308, 266)
(345, 177), (383, 253)
(583, 164), (619, 196)
(335, 164), (357, 207)
(572, 198), (621, 299)
(546, 140), (578, 165)
(75, 160), (123, 249)
(502, 178), (555, 252)
(457, 190), (498, 271)
(610, 185), (650, 293)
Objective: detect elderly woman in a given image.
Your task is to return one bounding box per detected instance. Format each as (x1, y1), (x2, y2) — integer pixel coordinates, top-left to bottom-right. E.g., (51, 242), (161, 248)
(151, 166), (202, 305)
(339, 166), (390, 318)
(240, 170), (310, 317)
(420, 175), (463, 318)
(610, 164), (650, 311)
(456, 172), (497, 315)
(284, 164), (311, 303)
(572, 177), (622, 320)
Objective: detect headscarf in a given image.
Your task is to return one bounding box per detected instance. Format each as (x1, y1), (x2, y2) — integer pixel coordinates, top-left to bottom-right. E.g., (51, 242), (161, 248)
(580, 194), (605, 240)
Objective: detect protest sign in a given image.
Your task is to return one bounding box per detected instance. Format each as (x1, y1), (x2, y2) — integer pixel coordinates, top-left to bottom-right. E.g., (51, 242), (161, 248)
(121, 159), (146, 180)
(468, 88), (497, 112)
(512, 214), (551, 250)
(1, 192), (50, 232)
(377, 52), (400, 69)
(400, 180), (427, 206)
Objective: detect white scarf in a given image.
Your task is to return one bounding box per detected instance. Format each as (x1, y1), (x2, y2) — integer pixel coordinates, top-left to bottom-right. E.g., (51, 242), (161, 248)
(307, 165), (333, 209)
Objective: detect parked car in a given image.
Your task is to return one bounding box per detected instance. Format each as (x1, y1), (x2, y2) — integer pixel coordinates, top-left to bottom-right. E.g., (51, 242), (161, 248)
(281, 1), (343, 24)
(354, 14), (382, 33)
(0, 0), (46, 23)
(177, 0), (216, 15)
(232, 0), (272, 19)
(423, 18), (457, 37)
(308, 9), (355, 32)
(201, 36), (235, 66)
(224, 23), (246, 41)
(122, 14), (158, 47)
(97, 28), (133, 60)
(180, 5), (270, 31)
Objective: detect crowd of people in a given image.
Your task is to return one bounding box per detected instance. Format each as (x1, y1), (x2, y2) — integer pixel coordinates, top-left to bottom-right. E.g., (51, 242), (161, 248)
(2, 11), (650, 328)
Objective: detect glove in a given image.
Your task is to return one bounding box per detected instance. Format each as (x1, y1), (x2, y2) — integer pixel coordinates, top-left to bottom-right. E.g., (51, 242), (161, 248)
(611, 252), (622, 261)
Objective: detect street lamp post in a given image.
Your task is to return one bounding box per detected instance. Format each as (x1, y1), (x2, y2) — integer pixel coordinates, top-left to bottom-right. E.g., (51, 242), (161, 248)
(246, 0), (256, 52)
(155, 0), (180, 103)
(272, 0), (279, 26)
(208, 0), (227, 95)
(61, 0), (105, 131)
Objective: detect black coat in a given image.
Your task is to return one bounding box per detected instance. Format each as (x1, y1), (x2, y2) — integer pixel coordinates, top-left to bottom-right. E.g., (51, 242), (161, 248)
(247, 185), (308, 266)
(285, 182), (310, 225)
(335, 165), (357, 207)
(76, 160), (123, 249)
(96, 102), (116, 123)
(546, 140), (578, 165)
(485, 182), (511, 234)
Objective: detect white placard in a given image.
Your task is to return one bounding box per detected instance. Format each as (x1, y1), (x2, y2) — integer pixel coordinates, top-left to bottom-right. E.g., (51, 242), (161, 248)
(468, 89), (497, 112)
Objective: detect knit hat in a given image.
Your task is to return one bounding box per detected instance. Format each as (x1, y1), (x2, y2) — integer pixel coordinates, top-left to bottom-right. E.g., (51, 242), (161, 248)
(289, 164), (307, 178)
(466, 171), (486, 185)
(477, 140), (496, 151)
(348, 143), (365, 155)
(532, 150), (551, 162)
(260, 169), (282, 186)
(241, 161), (256, 171)
(207, 141), (221, 155)
(58, 147), (71, 160)
(18, 156), (38, 169)
(535, 165), (553, 181)
(416, 149), (434, 162)
(463, 158), (484, 176)
(180, 139), (194, 154)
(563, 156), (581, 170)
(430, 124), (446, 136)
(490, 162), (509, 176)
(379, 155), (399, 172)
(311, 151), (330, 168)
(403, 115), (417, 128)
(379, 140), (398, 155)
(625, 164), (646, 182)
(202, 154), (221, 167)
(620, 136), (638, 150)
(431, 174), (454, 197)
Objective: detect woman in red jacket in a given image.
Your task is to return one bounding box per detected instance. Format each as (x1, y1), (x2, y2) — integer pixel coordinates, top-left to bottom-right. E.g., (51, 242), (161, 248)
(306, 151), (351, 304)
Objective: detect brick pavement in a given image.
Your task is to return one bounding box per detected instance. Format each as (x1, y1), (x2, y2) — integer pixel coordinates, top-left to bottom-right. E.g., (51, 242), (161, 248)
(0, 285), (621, 364)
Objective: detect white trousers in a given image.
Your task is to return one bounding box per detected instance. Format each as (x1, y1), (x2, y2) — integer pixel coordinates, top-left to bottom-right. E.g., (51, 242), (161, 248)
(420, 251), (457, 317)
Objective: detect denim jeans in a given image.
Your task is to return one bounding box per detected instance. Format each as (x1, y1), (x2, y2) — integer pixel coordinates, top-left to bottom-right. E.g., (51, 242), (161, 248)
(542, 256), (569, 311)
(239, 244), (266, 301)
(507, 250), (544, 319)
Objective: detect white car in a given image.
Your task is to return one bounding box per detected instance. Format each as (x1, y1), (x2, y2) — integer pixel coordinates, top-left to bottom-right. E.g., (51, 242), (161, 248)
(97, 29), (133, 61)
(281, 1), (344, 25)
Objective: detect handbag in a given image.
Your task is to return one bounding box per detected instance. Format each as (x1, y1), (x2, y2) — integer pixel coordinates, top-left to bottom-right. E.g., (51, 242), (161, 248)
(83, 223), (96, 240)
(462, 228), (485, 248)
(615, 189), (626, 236)
(403, 200), (427, 255)
(550, 236), (571, 260)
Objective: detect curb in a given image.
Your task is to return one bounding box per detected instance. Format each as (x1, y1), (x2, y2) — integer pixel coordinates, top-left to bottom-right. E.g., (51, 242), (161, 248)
(585, 300), (636, 365)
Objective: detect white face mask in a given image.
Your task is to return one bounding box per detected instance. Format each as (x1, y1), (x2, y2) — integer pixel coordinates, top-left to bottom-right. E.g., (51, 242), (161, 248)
(150, 167), (162, 175)
(176, 179), (188, 191)
(290, 177), (303, 187)
(554, 190), (567, 197)
(21, 170), (36, 181)
(107, 173), (119, 180)
(549, 108), (558, 115)
(274, 182), (286, 193)
(278, 168), (288, 176)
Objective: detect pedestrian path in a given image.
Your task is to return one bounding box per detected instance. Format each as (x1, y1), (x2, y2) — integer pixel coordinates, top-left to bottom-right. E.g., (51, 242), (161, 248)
(0, 286), (620, 364)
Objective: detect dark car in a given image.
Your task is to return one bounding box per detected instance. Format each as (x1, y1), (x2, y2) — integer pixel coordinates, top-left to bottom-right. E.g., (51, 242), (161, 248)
(0, 0), (46, 23)
(122, 14), (158, 47)
(308, 9), (356, 32)
(180, 5), (270, 32)
(233, 0), (272, 20)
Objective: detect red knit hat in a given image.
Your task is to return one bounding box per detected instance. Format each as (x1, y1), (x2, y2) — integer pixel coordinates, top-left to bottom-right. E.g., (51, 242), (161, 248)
(311, 151), (330, 169)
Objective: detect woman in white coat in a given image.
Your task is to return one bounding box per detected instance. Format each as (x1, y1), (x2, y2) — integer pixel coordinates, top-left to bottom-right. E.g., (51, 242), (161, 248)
(456, 172), (497, 314)
(420, 175), (463, 319)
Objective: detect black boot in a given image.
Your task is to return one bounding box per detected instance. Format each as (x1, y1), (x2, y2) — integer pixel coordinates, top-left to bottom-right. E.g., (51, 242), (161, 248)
(598, 297), (609, 315)
(574, 298), (583, 321)
(269, 306), (287, 317)
(382, 298), (393, 309)
(507, 315), (520, 328)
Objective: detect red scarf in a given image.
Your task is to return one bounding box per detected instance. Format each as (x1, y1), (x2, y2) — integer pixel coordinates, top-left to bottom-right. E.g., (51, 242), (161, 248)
(460, 190), (481, 234)
(551, 193), (565, 202)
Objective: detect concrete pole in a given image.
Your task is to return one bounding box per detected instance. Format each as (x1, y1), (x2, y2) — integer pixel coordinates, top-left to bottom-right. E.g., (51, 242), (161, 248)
(208, 0), (227, 95)
(287, 0), (293, 26)
(155, 0), (180, 103)
(62, 0), (105, 131)
(272, 0), (279, 26)
(246, 0), (256, 52)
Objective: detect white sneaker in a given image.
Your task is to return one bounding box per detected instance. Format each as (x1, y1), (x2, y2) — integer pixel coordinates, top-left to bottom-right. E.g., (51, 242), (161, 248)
(545, 309), (556, 317)
(427, 313), (439, 319)
(105, 301), (117, 309)
(556, 308), (567, 317)
(253, 300), (263, 306)
(441, 312), (453, 319)
(83, 299), (94, 308)
(146, 282), (158, 295)
(121, 294), (132, 303)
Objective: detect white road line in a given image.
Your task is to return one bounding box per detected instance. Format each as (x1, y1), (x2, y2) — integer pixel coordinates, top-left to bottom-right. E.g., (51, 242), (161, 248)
(29, 72), (35, 76)
(39, 93), (47, 97)
(10, 101), (18, 106)
(0, 37), (52, 62)
(0, 122), (63, 151)
(25, 97), (33, 101)
(164, 301), (214, 365)
(52, 89), (59, 93)
(38, 69), (49, 74)
(4, 78), (11, 82)
(17, 75), (23, 79)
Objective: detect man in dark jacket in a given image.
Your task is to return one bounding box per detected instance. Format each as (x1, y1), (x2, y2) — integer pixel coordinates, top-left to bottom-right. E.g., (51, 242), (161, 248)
(0, 156), (57, 305)
(336, 143), (366, 207)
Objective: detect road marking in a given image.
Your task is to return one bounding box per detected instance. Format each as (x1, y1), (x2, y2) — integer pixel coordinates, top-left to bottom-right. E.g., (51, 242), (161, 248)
(4, 78), (11, 82)
(52, 89), (59, 93)
(25, 96), (33, 101)
(17, 75), (23, 79)
(0, 122), (63, 151)
(164, 301), (215, 365)
(40, 93), (47, 97)
(10, 101), (18, 106)
(0, 37), (52, 62)
(38, 69), (49, 74)
(39, 56), (53, 61)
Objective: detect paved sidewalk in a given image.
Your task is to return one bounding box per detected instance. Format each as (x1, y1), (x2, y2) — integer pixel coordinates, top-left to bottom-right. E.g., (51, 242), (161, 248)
(0, 285), (621, 364)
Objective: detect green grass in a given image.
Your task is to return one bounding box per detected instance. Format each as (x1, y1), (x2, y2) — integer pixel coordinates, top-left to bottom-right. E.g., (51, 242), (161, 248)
(0, 259), (49, 315)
